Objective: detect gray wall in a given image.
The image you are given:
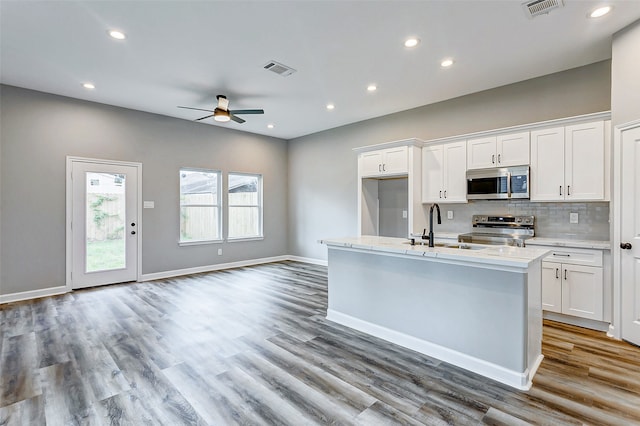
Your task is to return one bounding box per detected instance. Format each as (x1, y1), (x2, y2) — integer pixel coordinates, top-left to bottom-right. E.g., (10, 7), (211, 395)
(612, 19), (640, 127)
(0, 85), (288, 295)
(288, 61), (612, 260)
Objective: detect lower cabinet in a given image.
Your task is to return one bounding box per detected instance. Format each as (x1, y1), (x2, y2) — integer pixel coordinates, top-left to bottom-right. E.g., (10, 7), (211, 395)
(541, 248), (604, 321)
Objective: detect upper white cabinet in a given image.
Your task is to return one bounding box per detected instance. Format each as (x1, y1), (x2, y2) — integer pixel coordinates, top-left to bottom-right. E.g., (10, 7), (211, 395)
(467, 132), (530, 170)
(360, 146), (408, 177)
(531, 120), (609, 202)
(422, 141), (467, 203)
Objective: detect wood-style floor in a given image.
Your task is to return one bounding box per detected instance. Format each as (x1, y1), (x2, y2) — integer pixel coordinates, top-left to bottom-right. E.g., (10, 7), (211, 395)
(1, 261), (639, 425)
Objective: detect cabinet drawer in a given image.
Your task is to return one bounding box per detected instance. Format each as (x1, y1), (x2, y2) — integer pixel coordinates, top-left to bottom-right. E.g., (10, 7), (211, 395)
(543, 248), (603, 267)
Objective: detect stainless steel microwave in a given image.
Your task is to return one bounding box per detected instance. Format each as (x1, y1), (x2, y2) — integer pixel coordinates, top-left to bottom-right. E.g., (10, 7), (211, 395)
(466, 166), (529, 200)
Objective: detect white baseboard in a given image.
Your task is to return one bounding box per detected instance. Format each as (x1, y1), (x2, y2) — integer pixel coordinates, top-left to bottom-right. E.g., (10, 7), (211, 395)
(543, 311), (611, 332)
(0, 255), (325, 304)
(326, 309), (535, 390)
(0, 285), (68, 304)
(287, 256), (328, 266)
(140, 255), (291, 281)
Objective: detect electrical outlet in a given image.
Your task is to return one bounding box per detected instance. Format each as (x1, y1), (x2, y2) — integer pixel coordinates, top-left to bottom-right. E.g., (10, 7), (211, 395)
(218, 248), (223, 256)
(447, 211), (454, 220)
(569, 212), (579, 224)
(402, 210), (407, 219)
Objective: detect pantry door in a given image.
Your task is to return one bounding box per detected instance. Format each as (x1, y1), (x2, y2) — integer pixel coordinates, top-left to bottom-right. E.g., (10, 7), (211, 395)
(619, 124), (640, 346)
(67, 158), (141, 289)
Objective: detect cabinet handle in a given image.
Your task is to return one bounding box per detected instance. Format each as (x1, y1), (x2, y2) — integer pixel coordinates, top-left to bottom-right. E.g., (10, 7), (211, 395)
(564, 269), (568, 280)
(444, 190), (447, 198)
(556, 268), (559, 279)
(379, 164), (382, 172)
(439, 190), (442, 199)
(492, 154), (495, 164)
(559, 185), (563, 196)
(498, 154), (501, 164)
(567, 185), (570, 196)
(552, 253), (570, 257)
(382, 164), (386, 172)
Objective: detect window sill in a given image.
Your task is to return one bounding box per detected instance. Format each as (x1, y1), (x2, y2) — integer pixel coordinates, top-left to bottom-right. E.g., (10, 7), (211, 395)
(227, 236), (264, 243)
(179, 239), (224, 247)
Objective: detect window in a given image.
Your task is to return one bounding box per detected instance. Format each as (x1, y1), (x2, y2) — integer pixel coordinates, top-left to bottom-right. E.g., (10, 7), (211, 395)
(228, 173), (263, 239)
(179, 168), (221, 243)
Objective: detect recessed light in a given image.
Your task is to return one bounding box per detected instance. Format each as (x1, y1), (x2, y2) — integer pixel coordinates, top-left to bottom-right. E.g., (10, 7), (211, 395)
(82, 83), (95, 89)
(267, 124), (275, 129)
(440, 58), (454, 68)
(367, 84), (377, 92)
(108, 30), (126, 40)
(589, 6), (611, 18)
(326, 104), (335, 110)
(404, 38), (420, 48)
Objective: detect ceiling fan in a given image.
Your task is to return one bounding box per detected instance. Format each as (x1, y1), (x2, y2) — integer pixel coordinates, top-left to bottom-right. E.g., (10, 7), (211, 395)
(178, 95), (264, 124)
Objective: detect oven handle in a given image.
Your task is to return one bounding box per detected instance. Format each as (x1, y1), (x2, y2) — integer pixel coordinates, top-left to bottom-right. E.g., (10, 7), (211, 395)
(507, 172), (512, 198)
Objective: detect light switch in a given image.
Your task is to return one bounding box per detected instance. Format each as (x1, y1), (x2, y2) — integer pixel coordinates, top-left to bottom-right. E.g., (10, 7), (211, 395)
(402, 210), (408, 219)
(447, 211), (454, 220)
(143, 201), (155, 209)
(218, 248), (223, 256)
(570, 212), (579, 224)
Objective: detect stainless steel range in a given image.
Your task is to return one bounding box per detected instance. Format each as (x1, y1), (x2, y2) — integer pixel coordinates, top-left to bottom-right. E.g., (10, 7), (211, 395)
(458, 215), (535, 247)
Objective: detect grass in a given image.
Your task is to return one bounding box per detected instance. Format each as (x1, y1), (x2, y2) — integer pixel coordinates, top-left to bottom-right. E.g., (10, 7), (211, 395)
(86, 239), (126, 272)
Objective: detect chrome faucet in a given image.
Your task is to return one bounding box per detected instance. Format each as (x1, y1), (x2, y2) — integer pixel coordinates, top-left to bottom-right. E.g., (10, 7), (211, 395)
(428, 203), (442, 248)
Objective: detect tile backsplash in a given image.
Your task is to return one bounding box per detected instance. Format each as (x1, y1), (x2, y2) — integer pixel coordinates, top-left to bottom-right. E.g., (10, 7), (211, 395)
(431, 200), (610, 241)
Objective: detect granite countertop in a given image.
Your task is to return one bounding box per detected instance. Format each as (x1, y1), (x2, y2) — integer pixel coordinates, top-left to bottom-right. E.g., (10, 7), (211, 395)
(320, 236), (550, 270)
(526, 238), (611, 250)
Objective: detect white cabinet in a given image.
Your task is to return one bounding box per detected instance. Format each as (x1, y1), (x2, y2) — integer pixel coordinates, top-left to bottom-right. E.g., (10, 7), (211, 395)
(541, 248), (604, 321)
(422, 141), (467, 203)
(467, 132), (530, 170)
(360, 146), (408, 177)
(530, 121), (608, 201)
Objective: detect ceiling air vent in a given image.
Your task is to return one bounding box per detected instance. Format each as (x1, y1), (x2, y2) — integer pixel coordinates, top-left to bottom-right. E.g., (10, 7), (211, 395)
(263, 60), (296, 77)
(522, 0), (564, 18)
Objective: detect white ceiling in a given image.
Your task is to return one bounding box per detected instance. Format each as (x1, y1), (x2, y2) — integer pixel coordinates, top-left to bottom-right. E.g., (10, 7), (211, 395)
(2, 1), (639, 140)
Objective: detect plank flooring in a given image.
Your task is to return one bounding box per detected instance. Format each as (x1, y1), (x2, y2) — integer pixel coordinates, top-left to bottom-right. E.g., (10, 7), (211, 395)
(1, 261), (639, 425)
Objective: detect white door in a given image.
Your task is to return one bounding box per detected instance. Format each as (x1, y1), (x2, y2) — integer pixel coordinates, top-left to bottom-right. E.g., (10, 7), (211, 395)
(360, 151), (384, 177)
(530, 127), (565, 201)
(565, 121), (605, 201)
(68, 158), (140, 289)
(496, 132), (530, 167)
(422, 145), (444, 203)
(467, 136), (496, 170)
(443, 141), (467, 202)
(620, 126), (640, 345)
(541, 262), (562, 313)
(561, 264), (603, 321)
(382, 146), (408, 175)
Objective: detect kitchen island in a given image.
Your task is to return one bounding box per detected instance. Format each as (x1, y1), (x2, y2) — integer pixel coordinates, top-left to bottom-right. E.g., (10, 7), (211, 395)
(320, 236), (549, 390)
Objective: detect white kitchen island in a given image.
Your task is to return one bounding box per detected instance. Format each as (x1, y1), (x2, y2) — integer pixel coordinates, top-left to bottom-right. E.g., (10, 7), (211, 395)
(321, 236), (549, 390)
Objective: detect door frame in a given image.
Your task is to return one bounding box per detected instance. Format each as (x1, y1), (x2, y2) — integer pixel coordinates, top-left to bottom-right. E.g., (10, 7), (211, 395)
(611, 118), (640, 340)
(66, 156), (143, 291)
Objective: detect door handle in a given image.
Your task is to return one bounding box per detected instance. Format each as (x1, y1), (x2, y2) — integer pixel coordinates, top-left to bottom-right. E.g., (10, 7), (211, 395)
(621, 242), (633, 250)
(555, 268), (559, 279)
(498, 154), (501, 164)
(444, 190), (447, 199)
(382, 164), (386, 172)
(492, 154), (495, 164)
(131, 231), (136, 235)
(379, 164), (382, 172)
(439, 190), (442, 199)
(567, 185), (571, 196)
(131, 222), (136, 227)
(564, 269), (567, 280)
(559, 185), (563, 196)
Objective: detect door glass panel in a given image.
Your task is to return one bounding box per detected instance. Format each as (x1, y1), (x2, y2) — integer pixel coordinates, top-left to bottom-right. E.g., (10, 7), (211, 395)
(86, 172), (126, 272)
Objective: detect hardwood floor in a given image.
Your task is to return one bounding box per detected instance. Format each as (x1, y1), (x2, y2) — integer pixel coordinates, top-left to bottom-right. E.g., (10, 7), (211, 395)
(1, 261), (639, 425)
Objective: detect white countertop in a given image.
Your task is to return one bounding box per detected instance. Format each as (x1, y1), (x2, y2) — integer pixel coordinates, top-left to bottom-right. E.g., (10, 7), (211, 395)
(321, 236), (550, 270)
(526, 237), (610, 250)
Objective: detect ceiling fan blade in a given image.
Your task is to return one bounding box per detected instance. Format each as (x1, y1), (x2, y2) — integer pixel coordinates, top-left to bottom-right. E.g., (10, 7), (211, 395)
(195, 114), (215, 121)
(178, 106), (215, 113)
(230, 114), (246, 124)
(229, 109), (264, 115)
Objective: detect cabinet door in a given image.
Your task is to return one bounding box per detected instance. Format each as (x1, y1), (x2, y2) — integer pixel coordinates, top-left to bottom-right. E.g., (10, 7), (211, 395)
(422, 145), (444, 203)
(541, 262), (562, 313)
(443, 142), (467, 203)
(530, 127), (565, 201)
(360, 151), (384, 177)
(497, 132), (530, 167)
(467, 136), (496, 170)
(382, 146), (408, 175)
(561, 264), (604, 321)
(565, 121), (605, 201)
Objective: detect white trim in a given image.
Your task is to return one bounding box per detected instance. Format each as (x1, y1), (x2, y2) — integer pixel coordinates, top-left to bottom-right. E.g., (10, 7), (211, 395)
(66, 157), (143, 290)
(543, 311), (611, 332)
(0, 286), (68, 304)
(352, 138), (425, 153)
(611, 118), (640, 341)
(287, 256), (328, 266)
(178, 239), (224, 246)
(326, 309), (538, 390)
(140, 255), (290, 281)
(226, 237), (264, 243)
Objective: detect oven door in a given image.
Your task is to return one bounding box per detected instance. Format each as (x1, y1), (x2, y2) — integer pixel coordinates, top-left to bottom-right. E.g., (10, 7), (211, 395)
(466, 166), (529, 200)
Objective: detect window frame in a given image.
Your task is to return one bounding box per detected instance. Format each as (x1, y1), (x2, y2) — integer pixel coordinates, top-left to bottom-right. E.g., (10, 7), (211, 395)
(178, 167), (223, 246)
(227, 172), (264, 241)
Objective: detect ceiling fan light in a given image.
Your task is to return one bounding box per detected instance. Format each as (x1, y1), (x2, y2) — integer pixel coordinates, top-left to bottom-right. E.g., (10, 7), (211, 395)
(213, 108), (230, 122)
